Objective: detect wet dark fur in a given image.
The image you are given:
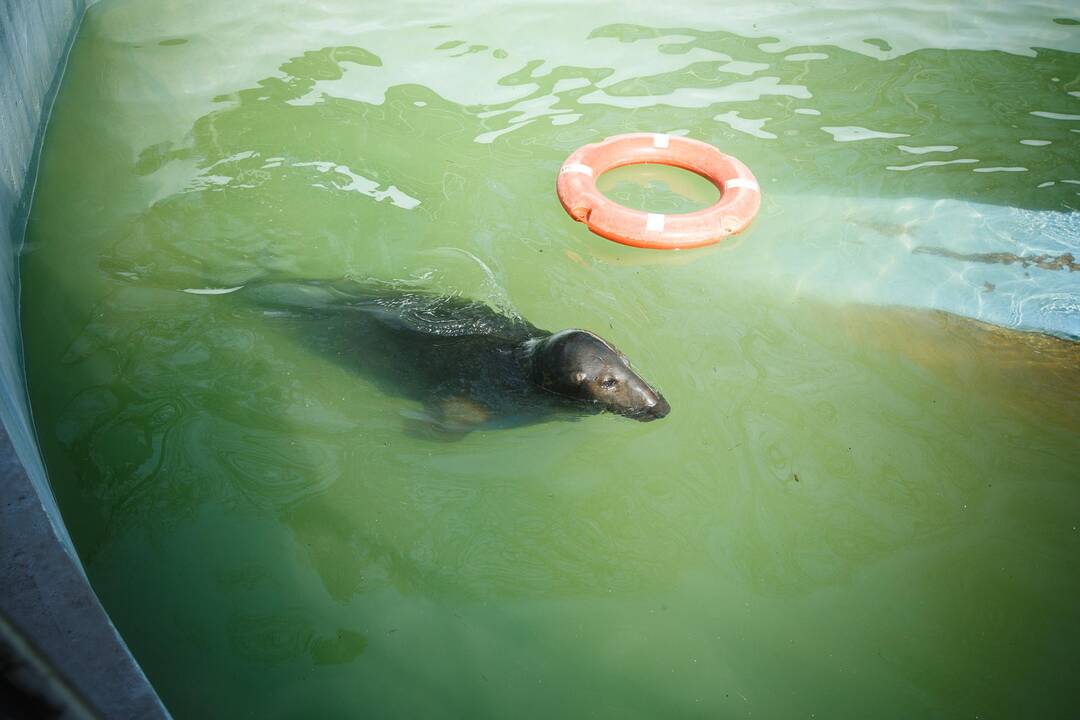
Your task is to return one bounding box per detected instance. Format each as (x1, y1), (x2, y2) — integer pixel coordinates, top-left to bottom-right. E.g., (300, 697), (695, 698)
(235, 280), (669, 435)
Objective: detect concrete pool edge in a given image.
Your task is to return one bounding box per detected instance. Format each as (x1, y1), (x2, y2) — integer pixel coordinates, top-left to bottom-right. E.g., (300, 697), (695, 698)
(0, 0), (170, 716)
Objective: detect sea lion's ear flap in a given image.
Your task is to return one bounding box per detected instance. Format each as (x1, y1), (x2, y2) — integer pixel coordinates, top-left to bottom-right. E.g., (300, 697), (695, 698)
(572, 370), (588, 385)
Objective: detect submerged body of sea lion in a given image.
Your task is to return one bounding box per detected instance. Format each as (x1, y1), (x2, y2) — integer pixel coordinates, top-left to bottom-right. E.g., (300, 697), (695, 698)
(231, 279), (670, 435)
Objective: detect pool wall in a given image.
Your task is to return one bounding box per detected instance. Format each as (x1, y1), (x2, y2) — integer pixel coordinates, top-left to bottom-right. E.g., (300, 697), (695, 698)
(0, 0), (170, 716)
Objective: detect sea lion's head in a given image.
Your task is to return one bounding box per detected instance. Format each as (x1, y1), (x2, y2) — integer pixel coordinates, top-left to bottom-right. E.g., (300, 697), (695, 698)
(532, 330), (670, 422)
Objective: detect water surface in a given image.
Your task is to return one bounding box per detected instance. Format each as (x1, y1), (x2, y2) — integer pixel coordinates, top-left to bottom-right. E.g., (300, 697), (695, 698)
(21, 1), (1080, 717)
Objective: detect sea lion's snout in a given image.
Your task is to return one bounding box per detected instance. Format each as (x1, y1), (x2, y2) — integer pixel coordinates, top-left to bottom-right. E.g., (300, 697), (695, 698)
(617, 375), (670, 422)
(536, 329), (671, 422)
(634, 386), (671, 422)
(599, 370), (671, 422)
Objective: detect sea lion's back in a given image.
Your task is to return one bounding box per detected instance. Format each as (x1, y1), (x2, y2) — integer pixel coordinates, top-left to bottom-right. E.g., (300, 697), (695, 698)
(243, 279), (538, 341)
(369, 291), (538, 341)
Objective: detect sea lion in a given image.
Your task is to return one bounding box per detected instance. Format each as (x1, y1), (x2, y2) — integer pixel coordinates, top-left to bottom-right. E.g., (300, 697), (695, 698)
(232, 279), (670, 435)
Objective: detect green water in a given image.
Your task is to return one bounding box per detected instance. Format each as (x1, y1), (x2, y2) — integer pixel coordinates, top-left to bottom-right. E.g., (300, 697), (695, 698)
(598, 165), (721, 213)
(20, 0), (1080, 718)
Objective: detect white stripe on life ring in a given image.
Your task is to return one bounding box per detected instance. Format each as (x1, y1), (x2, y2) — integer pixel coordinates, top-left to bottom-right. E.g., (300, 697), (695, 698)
(724, 178), (760, 191)
(560, 163), (594, 176)
(646, 213), (666, 232)
(182, 286), (245, 295)
(652, 133), (670, 149)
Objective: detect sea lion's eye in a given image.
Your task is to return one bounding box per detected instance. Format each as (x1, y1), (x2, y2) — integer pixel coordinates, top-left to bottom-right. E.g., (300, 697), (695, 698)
(600, 377), (617, 389)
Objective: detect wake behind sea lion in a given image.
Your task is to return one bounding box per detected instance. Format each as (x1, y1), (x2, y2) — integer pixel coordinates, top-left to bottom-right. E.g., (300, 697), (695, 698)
(225, 279), (670, 435)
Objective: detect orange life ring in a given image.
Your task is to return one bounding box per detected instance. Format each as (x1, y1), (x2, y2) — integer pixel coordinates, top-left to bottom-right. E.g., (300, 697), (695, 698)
(556, 133), (761, 249)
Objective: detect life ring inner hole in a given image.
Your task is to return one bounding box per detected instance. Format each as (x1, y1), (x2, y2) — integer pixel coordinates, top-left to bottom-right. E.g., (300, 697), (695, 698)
(595, 162), (721, 215)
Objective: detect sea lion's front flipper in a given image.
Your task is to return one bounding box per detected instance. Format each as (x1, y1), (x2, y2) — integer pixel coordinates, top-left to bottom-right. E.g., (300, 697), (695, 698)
(436, 397), (490, 430)
(401, 397), (490, 441)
